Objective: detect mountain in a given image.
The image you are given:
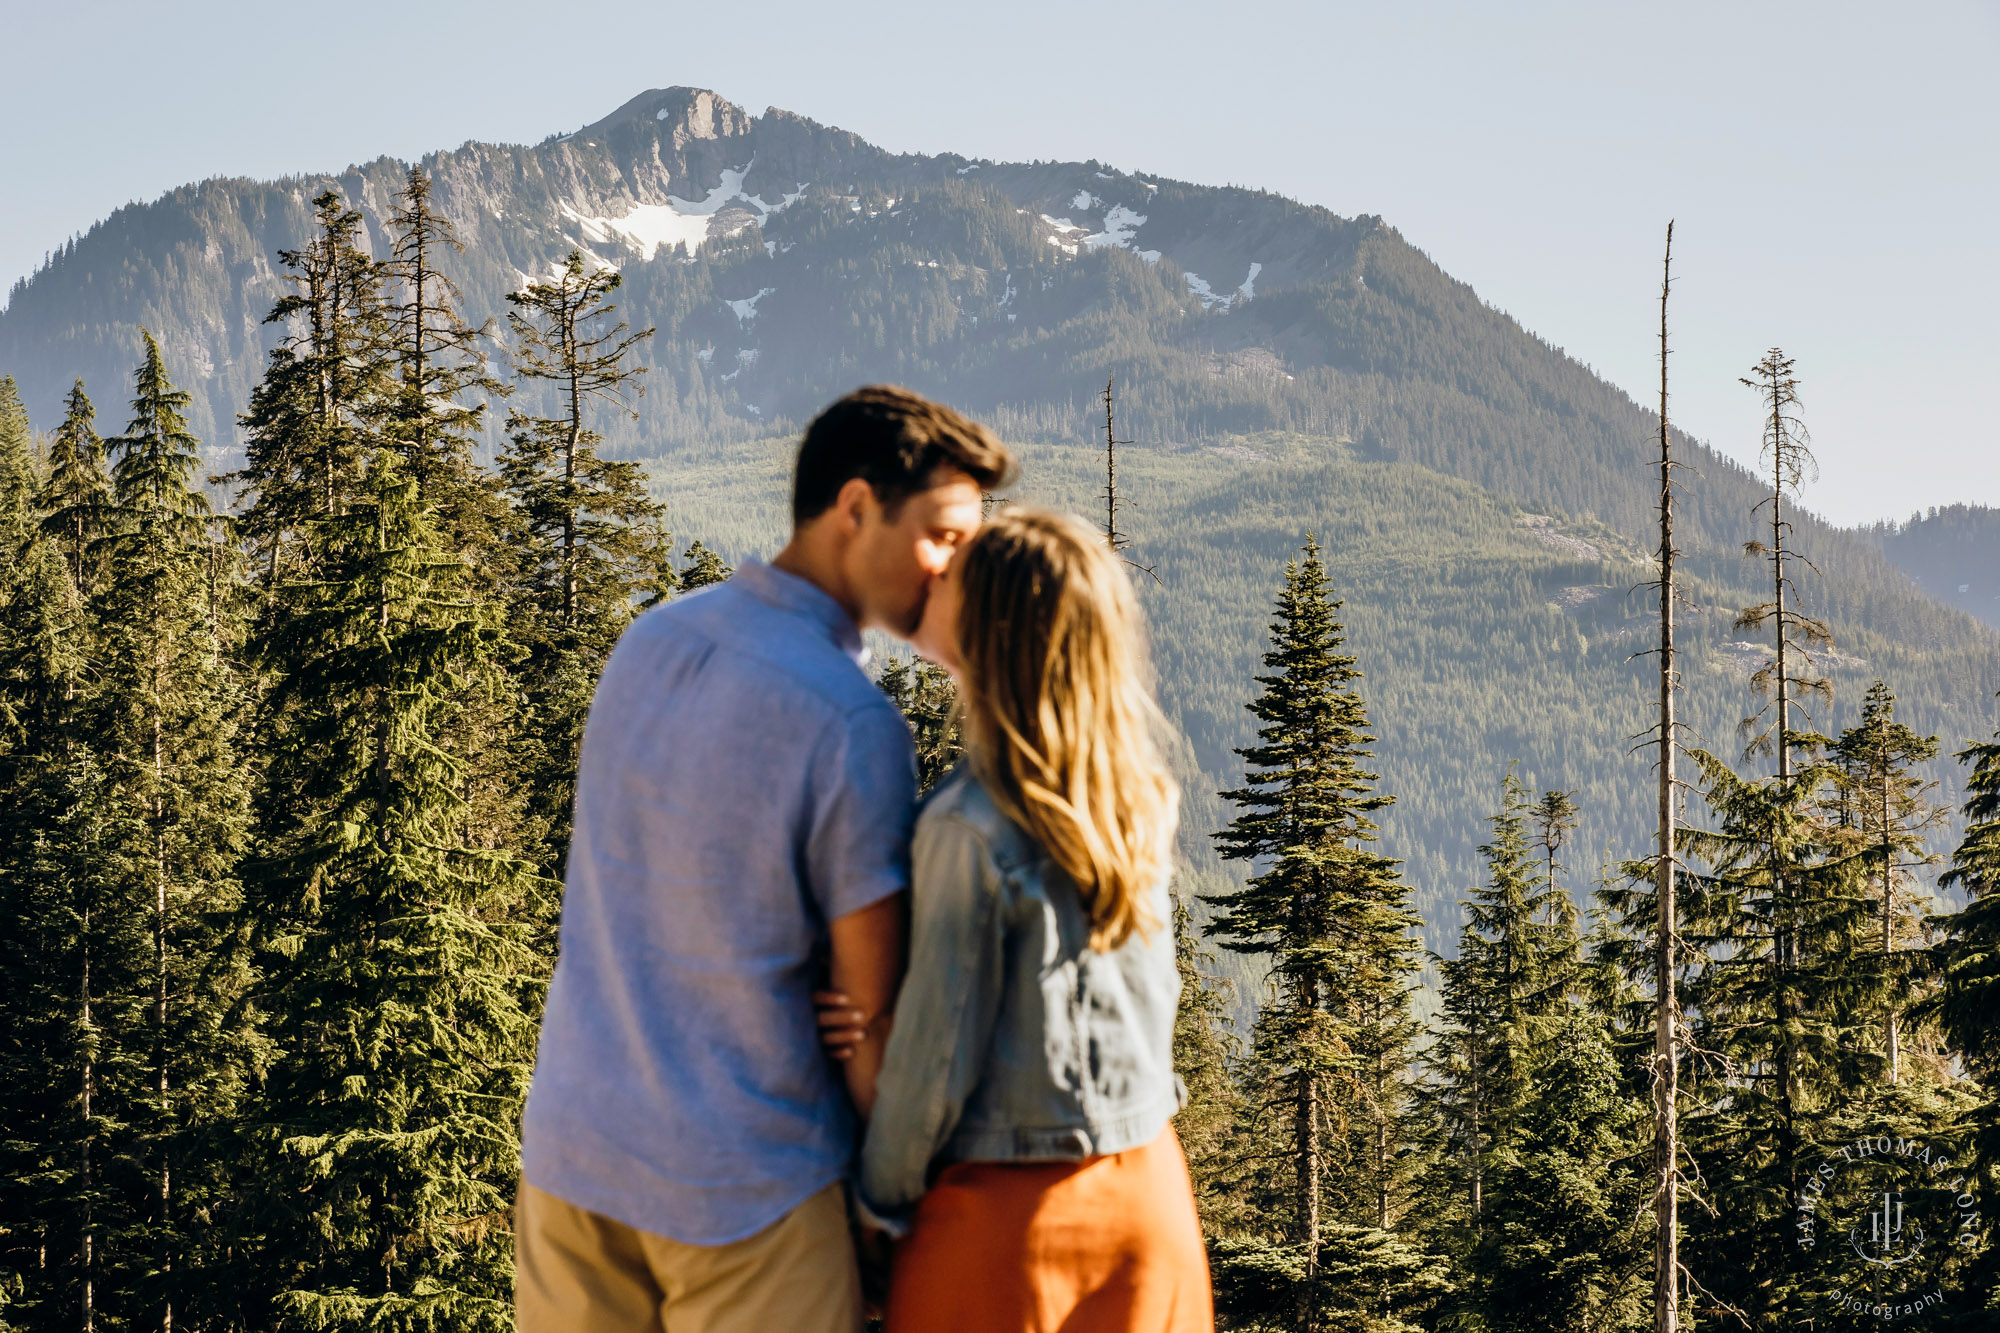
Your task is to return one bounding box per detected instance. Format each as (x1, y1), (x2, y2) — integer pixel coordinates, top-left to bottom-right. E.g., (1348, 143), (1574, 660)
(4, 86), (1996, 953)
(1868, 504), (2000, 630)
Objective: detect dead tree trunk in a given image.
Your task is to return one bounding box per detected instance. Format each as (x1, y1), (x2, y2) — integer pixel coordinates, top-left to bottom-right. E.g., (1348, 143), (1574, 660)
(1652, 221), (1681, 1333)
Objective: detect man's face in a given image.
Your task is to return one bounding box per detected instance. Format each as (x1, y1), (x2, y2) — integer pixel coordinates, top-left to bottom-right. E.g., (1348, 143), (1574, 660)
(848, 470), (985, 637)
(911, 540), (969, 674)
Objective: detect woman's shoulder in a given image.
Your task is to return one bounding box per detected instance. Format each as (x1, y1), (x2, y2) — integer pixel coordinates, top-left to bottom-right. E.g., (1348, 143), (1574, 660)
(917, 765), (1038, 871)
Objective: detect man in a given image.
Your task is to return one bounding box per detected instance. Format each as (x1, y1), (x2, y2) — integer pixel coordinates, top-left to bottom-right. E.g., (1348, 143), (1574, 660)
(516, 386), (1016, 1333)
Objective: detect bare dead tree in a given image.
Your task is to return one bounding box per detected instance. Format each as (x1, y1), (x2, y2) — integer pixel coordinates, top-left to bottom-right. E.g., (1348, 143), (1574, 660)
(1098, 374), (1157, 581)
(1737, 348), (1831, 772)
(1651, 221), (1683, 1333)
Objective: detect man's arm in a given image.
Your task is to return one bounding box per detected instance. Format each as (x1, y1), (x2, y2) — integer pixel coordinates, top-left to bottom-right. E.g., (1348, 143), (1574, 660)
(824, 892), (907, 1120)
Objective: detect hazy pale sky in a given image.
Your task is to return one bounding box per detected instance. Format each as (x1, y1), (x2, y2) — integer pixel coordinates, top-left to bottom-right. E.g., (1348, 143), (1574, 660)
(4, 0), (1994, 526)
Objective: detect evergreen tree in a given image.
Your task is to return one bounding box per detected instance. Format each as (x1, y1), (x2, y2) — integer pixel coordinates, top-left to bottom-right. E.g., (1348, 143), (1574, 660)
(0, 374), (116, 1328)
(676, 539), (730, 592)
(381, 168), (504, 562)
(37, 381), (113, 598)
(0, 371), (133, 1332)
(499, 252), (664, 870)
(0, 691), (153, 1332)
(1923, 707), (2000, 1325)
(1470, 1017), (1649, 1333)
(1933, 715), (2000, 1082)
(381, 169), (528, 880)
(0, 620), (152, 1333)
(242, 456), (546, 1332)
(1830, 681), (1944, 1084)
(875, 657), (960, 793)
(1418, 771), (1580, 1279)
(93, 331), (257, 1330)
(1530, 787), (1586, 998)
(1208, 538), (1427, 1332)
(233, 190), (390, 588)
(1651, 748), (1874, 1325)
(0, 376), (36, 638)
(1171, 890), (1245, 1231)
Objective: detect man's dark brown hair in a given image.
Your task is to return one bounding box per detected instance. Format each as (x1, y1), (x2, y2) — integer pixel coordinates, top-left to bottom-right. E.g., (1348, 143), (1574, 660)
(793, 385), (1016, 522)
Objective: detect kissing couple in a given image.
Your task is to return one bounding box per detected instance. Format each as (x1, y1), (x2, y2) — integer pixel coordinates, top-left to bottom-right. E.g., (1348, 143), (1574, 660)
(514, 387), (1213, 1332)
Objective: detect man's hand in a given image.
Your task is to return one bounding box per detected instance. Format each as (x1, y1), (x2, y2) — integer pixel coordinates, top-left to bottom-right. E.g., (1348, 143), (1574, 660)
(824, 893), (906, 1120)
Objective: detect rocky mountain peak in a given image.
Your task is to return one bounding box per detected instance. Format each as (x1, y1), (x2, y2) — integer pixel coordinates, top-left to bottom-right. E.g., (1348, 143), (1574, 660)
(575, 86), (753, 146)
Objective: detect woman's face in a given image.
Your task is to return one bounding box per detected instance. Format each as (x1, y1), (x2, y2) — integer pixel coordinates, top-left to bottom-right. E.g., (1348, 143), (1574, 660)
(912, 540), (968, 675)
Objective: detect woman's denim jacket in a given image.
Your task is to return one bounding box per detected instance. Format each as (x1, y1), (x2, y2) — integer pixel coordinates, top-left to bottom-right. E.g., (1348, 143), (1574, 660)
(857, 766), (1184, 1233)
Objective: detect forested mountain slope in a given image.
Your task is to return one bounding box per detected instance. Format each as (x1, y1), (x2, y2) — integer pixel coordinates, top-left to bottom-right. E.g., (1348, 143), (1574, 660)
(3, 85), (1995, 951)
(1868, 504), (2000, 629)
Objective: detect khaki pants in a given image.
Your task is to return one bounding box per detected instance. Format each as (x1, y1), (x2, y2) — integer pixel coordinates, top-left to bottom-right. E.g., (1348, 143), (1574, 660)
(515, 1181), (862, 1333)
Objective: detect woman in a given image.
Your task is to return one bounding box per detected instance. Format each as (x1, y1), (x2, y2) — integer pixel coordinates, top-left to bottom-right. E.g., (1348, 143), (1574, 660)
(824, 508), (1212, 1332)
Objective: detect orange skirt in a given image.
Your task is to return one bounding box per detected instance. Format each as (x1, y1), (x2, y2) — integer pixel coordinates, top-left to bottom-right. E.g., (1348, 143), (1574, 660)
(884, 1125), (1213, 1333)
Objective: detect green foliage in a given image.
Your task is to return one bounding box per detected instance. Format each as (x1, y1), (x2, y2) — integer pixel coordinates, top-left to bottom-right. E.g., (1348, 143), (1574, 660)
(1207, 540), (1430, 1329)
(499, 253), (665, 870)
(676, 538), (731, 592)
(1418, 772), (1588, 1270)
(243, 458), (546, 1333)
(0, 342), (259, 1330)
(96, 333), (257, 1327)
(1830, 681), (1946, 1082)
(1171, 891), (1246, 1232)
(1210, 1227), (1452, 1333)
(381, 169), (504, 554)
(874, 657), (960, 793)
(1925, 712), (2000, 1324)
(36, 380), (112, 594)
(1934, 720), (2000, 1085)
(1468, 1017), (1649, 1333)
(232, 191), (392, 587)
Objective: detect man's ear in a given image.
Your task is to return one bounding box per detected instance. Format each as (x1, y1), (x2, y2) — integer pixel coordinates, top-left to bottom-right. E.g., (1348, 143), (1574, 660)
(832, 477), (877, 535)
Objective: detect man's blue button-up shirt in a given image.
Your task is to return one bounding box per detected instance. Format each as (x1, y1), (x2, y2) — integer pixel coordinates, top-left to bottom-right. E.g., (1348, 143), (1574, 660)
(521, 560), (917, 1244)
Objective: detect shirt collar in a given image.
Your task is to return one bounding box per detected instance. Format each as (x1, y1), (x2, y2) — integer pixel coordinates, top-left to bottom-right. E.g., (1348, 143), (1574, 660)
(732, 560), (869, 666)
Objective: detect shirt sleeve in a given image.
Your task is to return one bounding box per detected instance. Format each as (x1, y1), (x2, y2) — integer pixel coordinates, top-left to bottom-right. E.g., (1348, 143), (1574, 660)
(806, 700), (919, 922)
(856, 811), (1007, 1234)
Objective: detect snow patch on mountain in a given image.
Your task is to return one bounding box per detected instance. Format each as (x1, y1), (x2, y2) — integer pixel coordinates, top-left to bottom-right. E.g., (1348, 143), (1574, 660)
(1040, 204), (1156, 262)
(1084, 205), (1148, 253)
(1185, 262), (1262, 310)
(1041, 215), (1088, 255)
(559, 165), (807, 261)
(726, 287), (775, 322)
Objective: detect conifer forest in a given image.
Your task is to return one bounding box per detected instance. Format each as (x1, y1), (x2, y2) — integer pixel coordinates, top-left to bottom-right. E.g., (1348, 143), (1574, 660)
(2, 95), (1999, 1333)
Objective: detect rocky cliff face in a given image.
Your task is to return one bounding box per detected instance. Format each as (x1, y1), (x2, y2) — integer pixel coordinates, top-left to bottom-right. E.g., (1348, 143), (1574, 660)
(0, 86), (1376, 458)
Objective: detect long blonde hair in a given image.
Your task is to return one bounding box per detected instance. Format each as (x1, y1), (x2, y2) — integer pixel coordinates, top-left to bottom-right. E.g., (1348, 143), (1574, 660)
(954, 508), (1179, 950)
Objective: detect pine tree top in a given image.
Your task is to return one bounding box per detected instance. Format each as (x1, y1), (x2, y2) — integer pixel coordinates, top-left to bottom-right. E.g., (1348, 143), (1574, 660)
(110, 330), (209, 522)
